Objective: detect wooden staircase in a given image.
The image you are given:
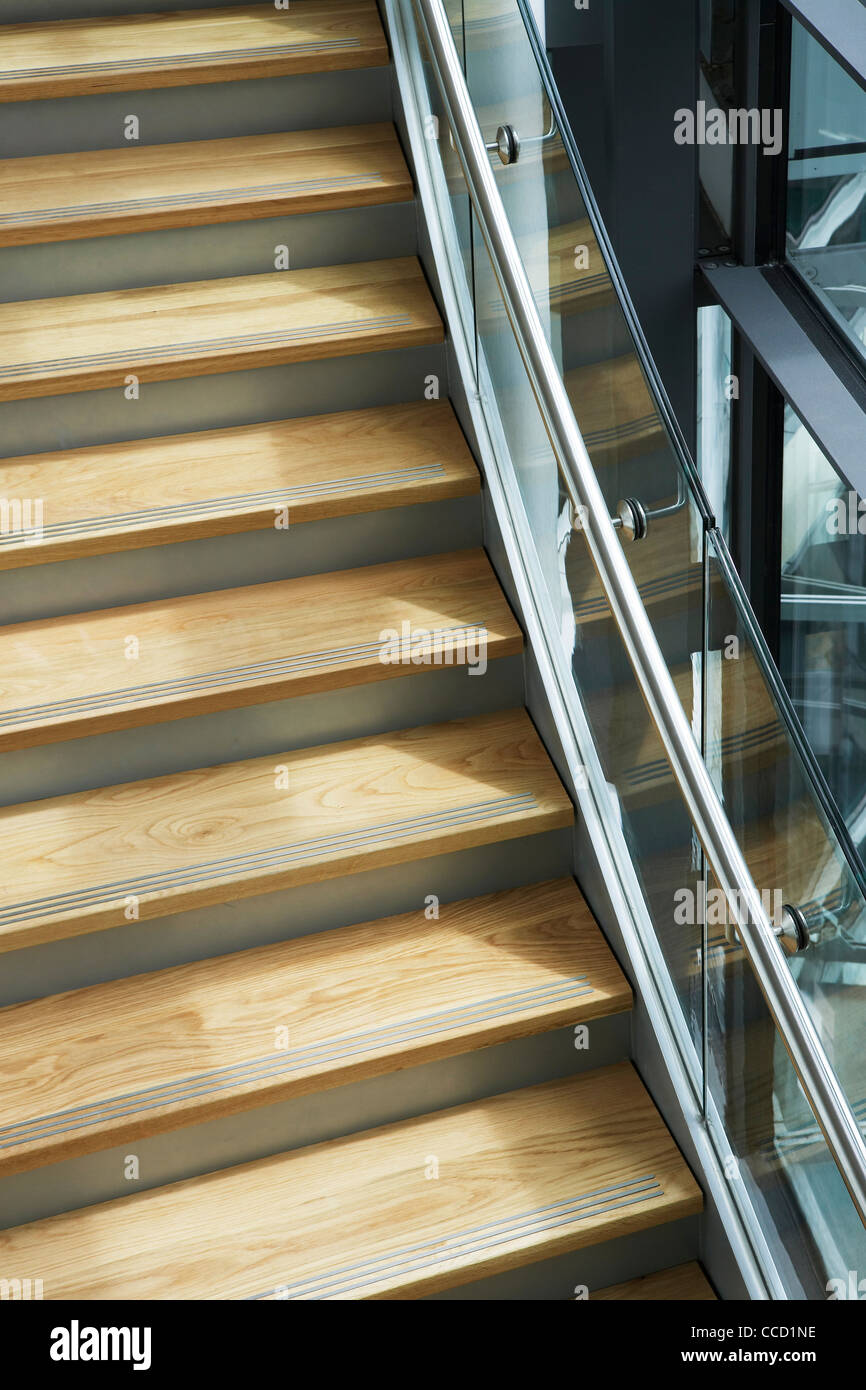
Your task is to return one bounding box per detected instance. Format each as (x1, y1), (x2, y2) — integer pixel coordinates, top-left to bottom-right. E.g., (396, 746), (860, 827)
(0, 0), (711, 1301)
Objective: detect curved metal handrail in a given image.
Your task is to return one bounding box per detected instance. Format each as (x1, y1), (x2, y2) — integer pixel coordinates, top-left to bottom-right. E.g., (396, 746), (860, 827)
(412, 0), (866, 1227)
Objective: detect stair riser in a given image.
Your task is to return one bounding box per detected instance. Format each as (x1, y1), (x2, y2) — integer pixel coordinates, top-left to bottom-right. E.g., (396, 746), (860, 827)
(0, 69), (392, 158)
(0, 652), (522, 805)
(0, 342), (446, 460)
(429, 1215), (700, 1301)
(1, 202), (416, 302)
(1, 828), (572, 1005)
(2, 494), (479, 624)
(0, 1017), (628, 1227)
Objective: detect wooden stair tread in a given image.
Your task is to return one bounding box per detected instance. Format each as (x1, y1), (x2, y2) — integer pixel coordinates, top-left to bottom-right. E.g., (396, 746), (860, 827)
(0, 878), (630, 1178)
(0, 1064), (701, 1299)
(0, 124), (412, 247)
(565, 353), (666, 469)
(0, 549), (521, 751)
(0, 400), (478, 570)
(0, 256), (442, 401)
(0, 2), (388, 103)
(594, 1261), (715, 1301)
(0, 709), (572, 953)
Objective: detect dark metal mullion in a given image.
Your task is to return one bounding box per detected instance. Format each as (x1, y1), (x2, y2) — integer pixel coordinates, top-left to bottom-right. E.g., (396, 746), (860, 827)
(733, 0), (762, 265)
(757, 1), (792, 265)
(729, 334), (783, 663)
(729, 1), (789, 656)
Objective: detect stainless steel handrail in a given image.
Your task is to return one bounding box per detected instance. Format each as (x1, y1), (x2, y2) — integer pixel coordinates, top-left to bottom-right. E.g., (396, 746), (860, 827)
(412, 0), (866, 1227)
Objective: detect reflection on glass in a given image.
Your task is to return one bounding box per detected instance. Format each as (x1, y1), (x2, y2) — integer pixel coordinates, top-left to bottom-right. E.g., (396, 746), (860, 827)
(780, 404), (866, 840)
(698, 0), (737, 244)
(569, 490), (706, 1051)
(787, 19), (866, 361)
(704, 857), (866, 1297)
(696, 304), (733, 541)
(463, 0), (704, 1043)
(706, 534), (866, 1288)
(708, 528), (866, 1141)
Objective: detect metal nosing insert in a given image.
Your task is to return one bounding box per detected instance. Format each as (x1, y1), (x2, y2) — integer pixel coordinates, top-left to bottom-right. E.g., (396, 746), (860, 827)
(251, 1176), (665, 1299)
(0, 623), (490, 726)
(0, 793), (540, 924)
(0, 463), (447, 546)
(0, 976), (594, 1149)
(0, 174), (386, 225)
(0, 314), (413, 379)
(0, 39), (364, 81)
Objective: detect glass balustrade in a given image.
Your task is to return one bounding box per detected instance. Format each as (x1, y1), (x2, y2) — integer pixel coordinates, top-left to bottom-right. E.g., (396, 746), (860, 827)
(400, 0), (866, 1293)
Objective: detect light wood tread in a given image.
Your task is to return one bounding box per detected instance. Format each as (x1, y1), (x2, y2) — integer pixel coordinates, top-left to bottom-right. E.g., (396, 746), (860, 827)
(0, 2), (388, 104)
(0, 124), (412, 248)
(565, 353), (666, 469)
(594, 1262), (715, 1301)
(585, 655), (787, 809)
(0, 878), (630, 1178)
(0, 1064), (701, 1299)
(0, 549), (521, 752)
(0, 400), (478, 570)
(0, 709), (572, 954)
(0, 256), (442, 401)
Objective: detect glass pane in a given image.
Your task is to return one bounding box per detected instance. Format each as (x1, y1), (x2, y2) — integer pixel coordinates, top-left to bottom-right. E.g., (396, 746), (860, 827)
(463, 0), (703, 630)
(707, 530), (866, 1156)
(399, 1), (477, 380)
(463, 0), (707, 1046)
(781, 403), (866, 840)
(704, 862), (866, 1297)
(567, 492), (707, 1050)
(471, 208), (706, 1048)
(405, 0), (866, 1287)
(787, 18), (866, 363)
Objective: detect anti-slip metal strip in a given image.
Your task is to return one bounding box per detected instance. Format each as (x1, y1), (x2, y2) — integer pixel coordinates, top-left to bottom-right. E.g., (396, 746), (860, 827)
(0, 174), (387, 225)
(0, 624), (490, 725)
(250, 1176), (665, 1299)
(0, 463), (447, 545)
(0, 39), (364, 81)
(0, 978), (593, 1147)
(0, 314), (413, 379)
(0, 793), (539, 923)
